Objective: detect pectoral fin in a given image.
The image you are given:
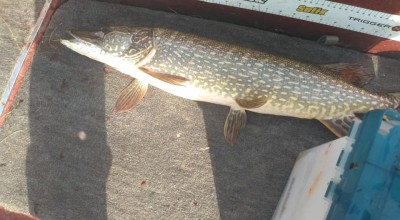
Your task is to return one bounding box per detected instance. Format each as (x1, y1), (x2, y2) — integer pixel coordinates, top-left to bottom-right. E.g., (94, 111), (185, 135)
(139, 68), (189, 86)
(115, 79), (148, 112)
(224, 108), (247, 146)
(321, 63), (373, 87)
(319, 115), (357, 137)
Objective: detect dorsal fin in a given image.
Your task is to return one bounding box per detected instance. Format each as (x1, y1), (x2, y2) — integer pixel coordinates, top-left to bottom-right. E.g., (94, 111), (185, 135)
(139, 68), (189, 86)
(321, 63), (373, 87)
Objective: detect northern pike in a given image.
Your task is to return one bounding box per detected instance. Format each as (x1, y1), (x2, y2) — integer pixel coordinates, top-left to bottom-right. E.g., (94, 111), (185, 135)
(60, 27), (400, 145)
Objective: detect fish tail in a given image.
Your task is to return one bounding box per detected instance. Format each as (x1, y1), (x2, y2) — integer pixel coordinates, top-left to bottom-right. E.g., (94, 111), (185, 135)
(390, 92), (400, 99)
(389, 92), (400, 110)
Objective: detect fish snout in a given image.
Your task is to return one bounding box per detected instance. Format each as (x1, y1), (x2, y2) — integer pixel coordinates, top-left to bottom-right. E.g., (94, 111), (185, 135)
(66, 29), (105, 45)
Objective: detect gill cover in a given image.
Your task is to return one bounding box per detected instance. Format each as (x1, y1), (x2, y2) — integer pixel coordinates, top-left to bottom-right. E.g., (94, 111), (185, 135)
(102, 27), (153, 59)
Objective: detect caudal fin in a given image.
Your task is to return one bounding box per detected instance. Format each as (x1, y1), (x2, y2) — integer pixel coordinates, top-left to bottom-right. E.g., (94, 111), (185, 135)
(389, 92), (400, 110)
(389, 92), (400, 99)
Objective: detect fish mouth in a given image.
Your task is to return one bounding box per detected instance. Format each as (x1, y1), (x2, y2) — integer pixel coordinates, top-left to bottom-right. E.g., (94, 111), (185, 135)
(61, 29), (105, 46)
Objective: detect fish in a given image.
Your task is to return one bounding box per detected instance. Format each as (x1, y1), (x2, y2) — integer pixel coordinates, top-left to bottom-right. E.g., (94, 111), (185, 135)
(60, 27), (400, 145)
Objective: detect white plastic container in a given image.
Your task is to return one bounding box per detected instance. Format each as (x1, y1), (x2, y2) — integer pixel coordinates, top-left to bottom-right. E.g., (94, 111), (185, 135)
(272, 137), (352, 220)
(273, 109), (400, 220)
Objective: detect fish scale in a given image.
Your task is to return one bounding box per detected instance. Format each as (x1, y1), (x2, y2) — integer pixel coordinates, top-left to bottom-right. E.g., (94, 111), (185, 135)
(141, 28), (397, 119)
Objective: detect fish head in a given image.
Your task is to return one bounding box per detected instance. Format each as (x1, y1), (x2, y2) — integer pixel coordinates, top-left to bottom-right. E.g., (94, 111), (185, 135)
(61, 27), (153, 65)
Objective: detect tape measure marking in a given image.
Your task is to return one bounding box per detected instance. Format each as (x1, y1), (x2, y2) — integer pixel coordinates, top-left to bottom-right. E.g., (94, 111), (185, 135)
(200, 0), (400, 41)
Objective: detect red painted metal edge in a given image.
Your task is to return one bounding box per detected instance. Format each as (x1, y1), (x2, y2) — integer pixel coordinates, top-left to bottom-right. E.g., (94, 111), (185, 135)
(0, 205), (39, 220)
(0, 0), (60, 128)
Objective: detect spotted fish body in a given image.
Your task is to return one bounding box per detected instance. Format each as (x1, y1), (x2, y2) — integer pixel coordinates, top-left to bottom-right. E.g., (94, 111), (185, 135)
(61, 27), (400, 143)
(142, 29), (398, 119)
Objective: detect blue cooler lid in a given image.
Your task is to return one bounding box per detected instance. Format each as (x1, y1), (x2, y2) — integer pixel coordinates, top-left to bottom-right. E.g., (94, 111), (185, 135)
(325, 109), (400, 220)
